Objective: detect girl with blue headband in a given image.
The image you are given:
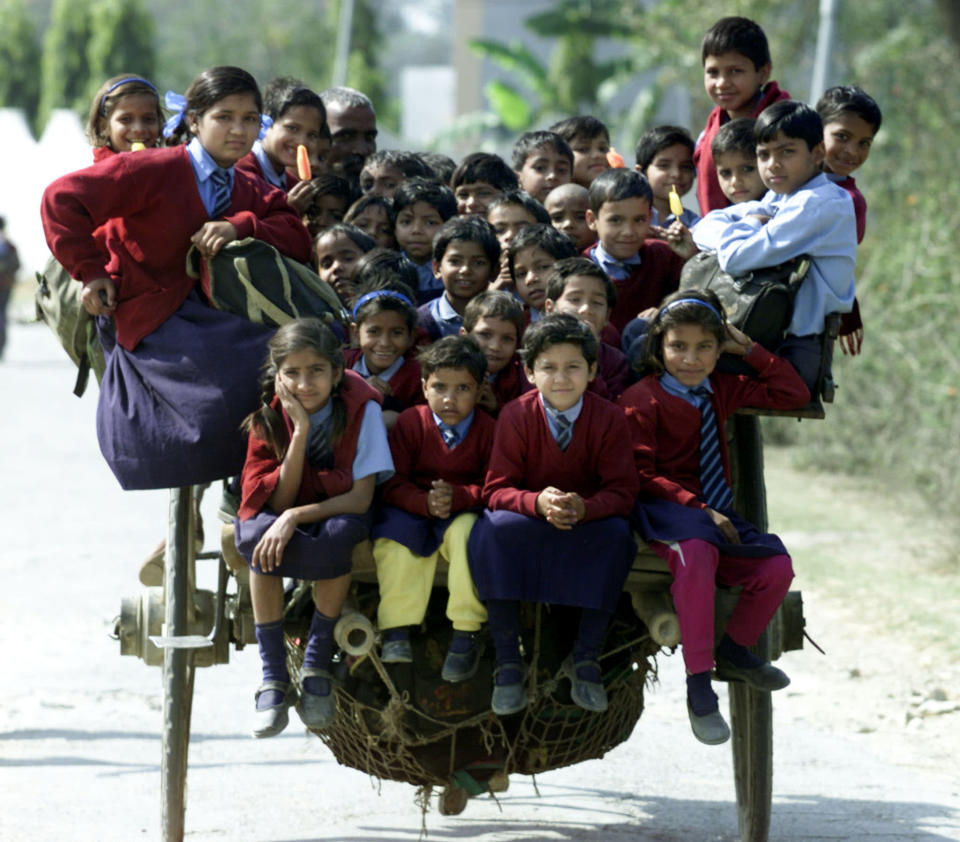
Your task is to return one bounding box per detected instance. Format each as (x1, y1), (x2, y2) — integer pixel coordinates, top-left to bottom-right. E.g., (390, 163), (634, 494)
(85, 74), (163, 161)
(618, 289), (809, 746)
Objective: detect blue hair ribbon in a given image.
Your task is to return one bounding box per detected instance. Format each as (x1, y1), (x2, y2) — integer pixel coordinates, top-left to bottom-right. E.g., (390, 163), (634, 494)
(661, 297), (725, 323)
(258, 114), (273, 141)
(162, 91), (188, 138)
(352, 290), (414, 319)
(100, 77), (158, 115)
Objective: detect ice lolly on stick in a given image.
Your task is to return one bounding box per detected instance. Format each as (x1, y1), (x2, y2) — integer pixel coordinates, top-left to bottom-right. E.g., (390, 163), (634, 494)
(606, 147), (626, 168)
(296, 144), (312, 181)
(668, 184), (684, 217)
(130, 142), (146, 152)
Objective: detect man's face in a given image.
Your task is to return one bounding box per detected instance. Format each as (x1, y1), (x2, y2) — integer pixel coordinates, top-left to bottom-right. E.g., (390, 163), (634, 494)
(325, 102), (377, 180)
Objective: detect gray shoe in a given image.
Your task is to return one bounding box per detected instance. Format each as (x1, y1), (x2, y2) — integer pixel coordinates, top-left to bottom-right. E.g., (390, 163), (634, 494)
(491, 663), (528, 716)
(441, 634), (481, 683)
(381, 638), (413, 664)
(687, 701), (730, 745)
(296, 669), (335, 729)
(252, 681), (295, 739)
(714, 657), (790, 691)
(560, 654), (608, 713)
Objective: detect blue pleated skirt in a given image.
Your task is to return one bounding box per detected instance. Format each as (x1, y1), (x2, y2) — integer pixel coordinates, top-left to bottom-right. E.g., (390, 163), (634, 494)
(372, 506), (466, 557)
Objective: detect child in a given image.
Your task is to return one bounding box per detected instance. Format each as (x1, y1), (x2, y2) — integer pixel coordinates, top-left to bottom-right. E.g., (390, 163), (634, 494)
(550, 115), (611, 187)
(512, 130), (574, 202)
(344, 194), (396, 250)
(508, 224), (579, 327)
(41, 65), (312, 490)
(635, 125), (699, 231)
(450, 152), (519, 216)
(461, 290), (531, 417)
(618, 290), (808, 744)
(345, 282), (423, 429)
(302, 173), (353, 239)
(354, 247), (420, 294)
(314, 223), (376, 308)
(372, 335), (495, 679)
(544, 183), (596, 252)
(393, 177), (458, 303)
(468, 314), (638, 715)
(707, 118), (764, 206)
(86, 74), (163, 160)
(692, 100), (857, 392)
(816, 85), (883, 356)
(236, 76), (325, 214)
(419, 151), (457, 186)
(234, 319), (393, 736)
(694, 16), (790, 215)
(487, 191), (550, 289)
(543, 257), (630, 401)
(584, 168), (686, 335)
(360, 150), (432, 198)
(417, 216), (499, 341)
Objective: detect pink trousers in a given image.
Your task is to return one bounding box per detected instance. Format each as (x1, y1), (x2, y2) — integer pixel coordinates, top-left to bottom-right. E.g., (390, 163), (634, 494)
(651, 539), (793, 674)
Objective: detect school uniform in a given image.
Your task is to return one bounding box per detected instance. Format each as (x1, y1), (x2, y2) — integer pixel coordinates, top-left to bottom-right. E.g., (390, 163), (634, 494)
(405, 254), (444, 305)
(693, 80), (790, 215)
(344, 347), (424, 413)
(372, 405), (495, 631)
(41, 141), (313, 490)
(468, 390), (638, 612)
(618, 345), (808, 673)
(585, 241), (685, 334)
(826, 172), (867, 337)
(485, 356), (532, 417)
(235, 370), (393, 580)
(236, 142), (300, 191)
(416, 293), (463, 341)
(588, 342), (631, 402)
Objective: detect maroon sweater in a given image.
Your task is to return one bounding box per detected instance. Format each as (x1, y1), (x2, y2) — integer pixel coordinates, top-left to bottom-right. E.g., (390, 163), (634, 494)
(483, 390), (638, 521)
(236, 150), (300, 192)
(589, 342), (631, 402)
(380, 404), (495, 516)
(486, 356), (533, 417)
(41, 145), (312, 350)
(343, 347), (425, 413)
(834, 175), (866, 336)
(618, 344), (809, 510)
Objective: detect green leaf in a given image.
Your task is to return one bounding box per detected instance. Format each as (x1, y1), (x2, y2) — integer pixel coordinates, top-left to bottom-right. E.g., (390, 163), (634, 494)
(468, 38), (549, 97)
(484, 80), (532, 132)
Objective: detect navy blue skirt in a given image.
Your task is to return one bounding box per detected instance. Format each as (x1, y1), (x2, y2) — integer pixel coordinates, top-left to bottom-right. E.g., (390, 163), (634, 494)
(372, 506), (469, 557)
(632, 498), (787, 558)
(234, 510), (371, 579)
(96, 291), (273, 490)
(467, 510), (636, 612)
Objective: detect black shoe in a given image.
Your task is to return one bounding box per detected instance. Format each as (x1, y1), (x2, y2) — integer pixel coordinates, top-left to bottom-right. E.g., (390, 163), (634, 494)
(441, 634), (481, 683)
(714, 656), (790, 691)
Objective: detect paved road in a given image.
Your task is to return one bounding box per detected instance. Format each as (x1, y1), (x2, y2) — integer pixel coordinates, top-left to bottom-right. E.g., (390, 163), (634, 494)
(2, 322), (959, 842)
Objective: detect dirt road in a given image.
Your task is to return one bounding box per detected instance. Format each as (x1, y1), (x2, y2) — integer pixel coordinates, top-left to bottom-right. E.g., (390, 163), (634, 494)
(1, 322), (958, 841)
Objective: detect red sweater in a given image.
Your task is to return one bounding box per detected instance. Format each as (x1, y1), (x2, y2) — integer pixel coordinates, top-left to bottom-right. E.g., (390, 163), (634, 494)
(693, 81), (790, 215)
(380, 404), (495, 516)
(833, 176), (866, 336)
(483, 390), (638, 521)
(589, 342), (631, 402)
(343, 347), (425, 413)
(236, 150), (300, 192)
(238, 370), (382, 519)
(618, 344), (809, 510)
(487, 356), (532, 417)
(41, 145), (312, 350)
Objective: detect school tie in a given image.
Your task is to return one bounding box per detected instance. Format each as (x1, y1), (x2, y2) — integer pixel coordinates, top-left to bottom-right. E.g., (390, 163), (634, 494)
(546, 407), (573, 451)
(692, 386), (734, 511)
(307, 421), (331, 467)
(210, 167), (232, 217)
(440, 424), (459, 449)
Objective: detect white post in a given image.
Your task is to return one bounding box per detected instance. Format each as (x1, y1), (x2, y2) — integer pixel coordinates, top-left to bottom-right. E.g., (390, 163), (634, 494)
(332, 0), (356, 87)
(810, 0), (838, 104)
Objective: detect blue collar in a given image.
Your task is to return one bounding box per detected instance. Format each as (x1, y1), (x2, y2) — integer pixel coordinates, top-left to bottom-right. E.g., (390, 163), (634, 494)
(539, 393), (584, 440)
(592, 242), (642, 280)
(352, 353), (405, 381)
(251, 140), (285, 189)
(432, 409), (474, 445)
(187, 136), (233, 185)
(430, 292), (461, 324)
(659, 371), (712, 407)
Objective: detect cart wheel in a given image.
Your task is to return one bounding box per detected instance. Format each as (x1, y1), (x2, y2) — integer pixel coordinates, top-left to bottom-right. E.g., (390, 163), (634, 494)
(439, 783), (468, 815)
(487, 770), (510, 793)
(161, 487), (197, 842)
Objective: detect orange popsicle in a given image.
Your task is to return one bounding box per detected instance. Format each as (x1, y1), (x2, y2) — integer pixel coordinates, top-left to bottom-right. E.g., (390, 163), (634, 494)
(296, 144), (312, 181)
(668, 184), (684, 217)
(606, 147), (626, 168)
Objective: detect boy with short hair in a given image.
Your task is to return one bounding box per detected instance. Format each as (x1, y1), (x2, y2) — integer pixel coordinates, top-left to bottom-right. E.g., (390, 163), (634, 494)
(360, 150), (432, 198)
(302, 173), (353, 239)
(393, 177), (458, 304)
(373, 335), (495, 680)
(544, 183), (596, 251)
(487, 191), (550, 289)
(692, 100), (857, 391)
(544, 257), (630, 401)
(711, 118), (766, 205)
(550, 115), (612, 187)
(635, 125), (699, 230)
(467, 314), (639, 715)
(584, 168), (686, 334)
(508, 224), (579, 327)
(512, 130), (573, 202)
(450, 152), (519, 217)
(417, 216), (499, 341)
(462, 290), (531, 417)
(694, 16), (790, 215)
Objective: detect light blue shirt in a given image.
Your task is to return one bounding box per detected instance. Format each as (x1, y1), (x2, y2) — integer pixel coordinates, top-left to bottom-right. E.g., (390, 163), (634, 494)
(692, 172), (856, 336)
(308, 399), (394, 484)
(659, 371), (712, 407)
(251, 140), (285, 189)
(588, 242), (641, 281)
(432, 409), (475, 450)
(651, 207), (700, 229)
(425, 293), (463, 337)
(407, 254), (443, 298)
(539, 394), (583, 443)
(352, 354), (405, 382)
(186, 137), (234, 217)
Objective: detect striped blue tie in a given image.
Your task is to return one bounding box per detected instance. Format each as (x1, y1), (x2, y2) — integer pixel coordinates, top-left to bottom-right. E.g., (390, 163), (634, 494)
(307, 421), (331, 467)
(440, 425), (459, 448)
(210, 167), (231, 217)
(693, 386), (733, 511)
(547, 407), (573, 450)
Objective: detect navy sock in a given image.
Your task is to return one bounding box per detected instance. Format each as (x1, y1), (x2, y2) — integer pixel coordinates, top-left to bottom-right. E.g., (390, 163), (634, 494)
(255, 620), (289, 710)
(572, 608), (610, 683)
(302, 610), (337, 696)
(687, 671), (719, 716)
(448, 630), (477, 654)
(486, 600), (522, 685)
(718, 633), (765, 669)
(383, 627), (410, 643)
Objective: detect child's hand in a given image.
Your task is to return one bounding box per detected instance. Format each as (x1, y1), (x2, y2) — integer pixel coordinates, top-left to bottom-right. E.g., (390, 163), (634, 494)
(747, 213), (771, 225)
(252, 509), (299, 572)
(663, 220), (698, 259)
(81, 278), (117, 316)
(366, 375), (393, 397)
(191, 221), (238, 259)
(476, 382), (499, 413)
(285, 179), (317, 215)
(648, 223), (669, 241)
(719, 324), (753, 356)
(275, 375), (310, 430)
(427, 479), (453, 519)
(636, 306), (658, 321)
(839, 327), (863, 356)
(536, 487), (582, 530)
(706, 507), (740, 544)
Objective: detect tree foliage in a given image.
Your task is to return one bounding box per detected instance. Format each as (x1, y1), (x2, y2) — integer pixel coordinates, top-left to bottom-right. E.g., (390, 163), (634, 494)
(86, 0), (156, 104)
(37, 0), (94, 132)
(0, 0), (42, 131)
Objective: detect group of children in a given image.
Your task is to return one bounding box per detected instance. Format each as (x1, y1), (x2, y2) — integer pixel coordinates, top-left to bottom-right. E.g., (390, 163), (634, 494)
(39, 14), (882, 746)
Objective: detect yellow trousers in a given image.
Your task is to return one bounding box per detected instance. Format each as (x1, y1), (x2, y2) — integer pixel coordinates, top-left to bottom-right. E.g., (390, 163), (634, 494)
(373, 512), (487, 632)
